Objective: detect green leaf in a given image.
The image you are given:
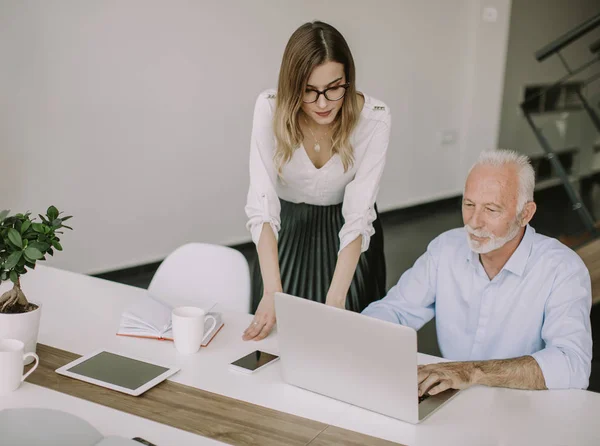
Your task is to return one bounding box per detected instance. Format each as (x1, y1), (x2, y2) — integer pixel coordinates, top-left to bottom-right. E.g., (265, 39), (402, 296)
(0, 209), (10, 222)
(20, 220), (31, 234)
(4, 251), (22, 270)
(52, 218), (62, 228)
(48, 248), (54, 256)
(6, 240), (20, 251)
(7, 228), (23, 249)
(32, 223), (45, 233)
(62, 225), (73, 231)
(47, 206), (59, 221)
(0, 271), (8, 281)
(24, 247), (43, 260)
(61, 216), (73, 222)
(9, 270), (18, 284)
(28, 241), (50, 253)
(38, 214), (49, 224)
(51, 240), (63, 251)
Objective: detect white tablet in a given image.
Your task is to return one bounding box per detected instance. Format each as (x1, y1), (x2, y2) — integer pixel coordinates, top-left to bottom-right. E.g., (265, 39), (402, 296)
(55, 350), (179, 396)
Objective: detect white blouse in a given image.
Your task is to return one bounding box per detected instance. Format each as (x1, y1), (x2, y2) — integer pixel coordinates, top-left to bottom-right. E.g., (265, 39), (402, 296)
(245, 89), (391, 254)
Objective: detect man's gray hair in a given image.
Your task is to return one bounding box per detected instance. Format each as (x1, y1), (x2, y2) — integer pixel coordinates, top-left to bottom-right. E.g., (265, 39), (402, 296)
(468, 149), (535, 213)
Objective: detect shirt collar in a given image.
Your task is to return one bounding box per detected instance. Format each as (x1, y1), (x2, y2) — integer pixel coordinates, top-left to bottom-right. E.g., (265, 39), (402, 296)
(466, 243), (479, 268)
(502, 225), (534, 276)
(466, 225), (535, 277)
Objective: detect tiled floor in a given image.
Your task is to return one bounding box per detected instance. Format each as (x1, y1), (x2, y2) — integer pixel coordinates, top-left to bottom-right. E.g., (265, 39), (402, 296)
(98, 186), (600, 392)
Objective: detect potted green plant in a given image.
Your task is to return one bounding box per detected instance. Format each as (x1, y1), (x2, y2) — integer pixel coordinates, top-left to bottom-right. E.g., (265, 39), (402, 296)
(0, 206), (72, 363)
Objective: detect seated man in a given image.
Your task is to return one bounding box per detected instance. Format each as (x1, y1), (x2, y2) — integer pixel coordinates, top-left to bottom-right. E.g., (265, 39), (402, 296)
(363, 149), (592, 395)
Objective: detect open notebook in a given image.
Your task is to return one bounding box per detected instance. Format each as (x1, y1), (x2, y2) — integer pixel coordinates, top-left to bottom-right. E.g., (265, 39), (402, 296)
(0, 408), (158, 445)
(116, 294), (223, 347)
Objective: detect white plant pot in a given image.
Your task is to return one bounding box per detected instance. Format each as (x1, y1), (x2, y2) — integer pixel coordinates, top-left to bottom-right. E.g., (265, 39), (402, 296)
(0, 304), (42, 365)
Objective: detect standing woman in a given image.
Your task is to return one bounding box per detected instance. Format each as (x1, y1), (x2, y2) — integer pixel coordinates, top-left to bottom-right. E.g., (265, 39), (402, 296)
(243, 21), (391, 341)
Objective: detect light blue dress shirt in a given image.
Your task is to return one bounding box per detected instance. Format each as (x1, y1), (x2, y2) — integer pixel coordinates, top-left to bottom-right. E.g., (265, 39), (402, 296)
(362, 225), (592, 389)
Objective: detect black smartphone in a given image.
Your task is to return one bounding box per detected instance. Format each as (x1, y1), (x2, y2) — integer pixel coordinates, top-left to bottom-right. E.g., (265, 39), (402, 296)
(132, 437), (157, 446)
(229, 350), (280, 374)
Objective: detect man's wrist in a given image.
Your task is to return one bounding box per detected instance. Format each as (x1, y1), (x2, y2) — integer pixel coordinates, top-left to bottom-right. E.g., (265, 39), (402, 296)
(469, 361), (484, 386)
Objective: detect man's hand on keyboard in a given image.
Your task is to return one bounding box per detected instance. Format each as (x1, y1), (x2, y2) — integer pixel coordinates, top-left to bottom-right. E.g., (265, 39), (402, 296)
(417, 362), (476, 397)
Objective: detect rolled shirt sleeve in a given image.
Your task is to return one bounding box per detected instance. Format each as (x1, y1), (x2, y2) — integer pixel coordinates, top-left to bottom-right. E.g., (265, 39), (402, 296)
(244, 92), (281, 246)
(531, 264), (593, 389)
(338, 109), (391, 254)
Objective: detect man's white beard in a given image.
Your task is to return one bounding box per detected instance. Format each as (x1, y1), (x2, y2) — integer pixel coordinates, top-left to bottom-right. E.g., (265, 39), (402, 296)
(465, 220), (522, 254)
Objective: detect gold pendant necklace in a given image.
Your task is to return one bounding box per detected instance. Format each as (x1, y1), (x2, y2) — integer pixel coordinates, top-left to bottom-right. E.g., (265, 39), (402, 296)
(304, 117), (332, 153)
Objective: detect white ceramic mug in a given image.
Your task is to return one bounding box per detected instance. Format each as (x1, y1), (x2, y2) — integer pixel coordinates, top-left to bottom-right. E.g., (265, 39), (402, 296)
(171, 307), (217, 354)
(0, 338), (39, 395)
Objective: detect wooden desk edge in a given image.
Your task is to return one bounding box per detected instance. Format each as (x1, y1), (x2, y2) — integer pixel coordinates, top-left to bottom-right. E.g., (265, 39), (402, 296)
(25, 344), (405, 446)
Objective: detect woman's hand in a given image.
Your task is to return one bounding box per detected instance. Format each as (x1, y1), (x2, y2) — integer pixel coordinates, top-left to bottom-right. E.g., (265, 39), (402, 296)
(243, 292), (277, 341)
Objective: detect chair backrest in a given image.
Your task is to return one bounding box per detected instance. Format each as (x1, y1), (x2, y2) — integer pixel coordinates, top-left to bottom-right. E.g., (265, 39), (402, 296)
(148, 243), (251, 313)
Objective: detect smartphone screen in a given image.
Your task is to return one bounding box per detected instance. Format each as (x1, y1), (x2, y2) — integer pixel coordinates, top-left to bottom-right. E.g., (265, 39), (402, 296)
(231, 351), (279, 371)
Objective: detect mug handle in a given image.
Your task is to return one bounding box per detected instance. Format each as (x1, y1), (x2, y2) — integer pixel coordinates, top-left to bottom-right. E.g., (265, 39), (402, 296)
(21, 352), (39, 382)
(201, 315), (218, 344)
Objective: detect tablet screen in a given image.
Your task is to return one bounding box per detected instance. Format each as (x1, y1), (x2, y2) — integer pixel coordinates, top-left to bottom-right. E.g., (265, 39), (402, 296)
(66, 351), (170, 390)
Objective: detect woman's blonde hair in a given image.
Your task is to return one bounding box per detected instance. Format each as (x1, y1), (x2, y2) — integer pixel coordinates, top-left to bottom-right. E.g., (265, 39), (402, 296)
(273, 21), (361, 174)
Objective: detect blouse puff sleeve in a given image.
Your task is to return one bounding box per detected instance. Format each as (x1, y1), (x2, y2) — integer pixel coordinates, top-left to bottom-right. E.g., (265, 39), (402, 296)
(244, 92), (281, 246)
(339, 107), (391, 254)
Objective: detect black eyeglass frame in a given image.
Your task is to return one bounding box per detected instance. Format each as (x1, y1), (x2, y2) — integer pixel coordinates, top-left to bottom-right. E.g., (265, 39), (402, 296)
(302, 82), (351, 103)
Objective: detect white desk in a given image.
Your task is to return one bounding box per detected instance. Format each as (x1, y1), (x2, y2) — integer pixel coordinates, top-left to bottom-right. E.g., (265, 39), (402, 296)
(3, 265), (600, 445)
(0, 382), (227, 446)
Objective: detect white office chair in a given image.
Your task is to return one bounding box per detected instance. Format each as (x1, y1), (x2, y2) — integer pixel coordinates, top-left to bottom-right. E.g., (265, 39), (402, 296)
(147, 243), (252, 314)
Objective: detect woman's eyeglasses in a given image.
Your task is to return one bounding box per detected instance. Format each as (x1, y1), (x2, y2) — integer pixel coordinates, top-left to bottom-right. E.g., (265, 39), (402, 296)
(302, 83), (350, 103)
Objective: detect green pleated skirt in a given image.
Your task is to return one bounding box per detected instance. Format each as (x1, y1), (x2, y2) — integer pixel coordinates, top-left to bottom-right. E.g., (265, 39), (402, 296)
(251, 199), (386, 313)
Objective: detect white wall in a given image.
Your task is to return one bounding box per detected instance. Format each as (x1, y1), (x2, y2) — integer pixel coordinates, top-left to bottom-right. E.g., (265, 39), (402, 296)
(460, 0), (512, 179)
(0, 0), (511, 274)
(498, 0), (600, 169)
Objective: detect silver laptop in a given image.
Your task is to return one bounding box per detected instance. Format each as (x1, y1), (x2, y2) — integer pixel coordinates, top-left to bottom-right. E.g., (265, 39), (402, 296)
(274, 292), (460, 424)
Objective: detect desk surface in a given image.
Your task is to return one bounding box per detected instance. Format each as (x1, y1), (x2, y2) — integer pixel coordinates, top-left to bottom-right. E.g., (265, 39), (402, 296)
(24, 343), (400, 446)
(3, 265), (600, 445)
(0, 383), (226, 446)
